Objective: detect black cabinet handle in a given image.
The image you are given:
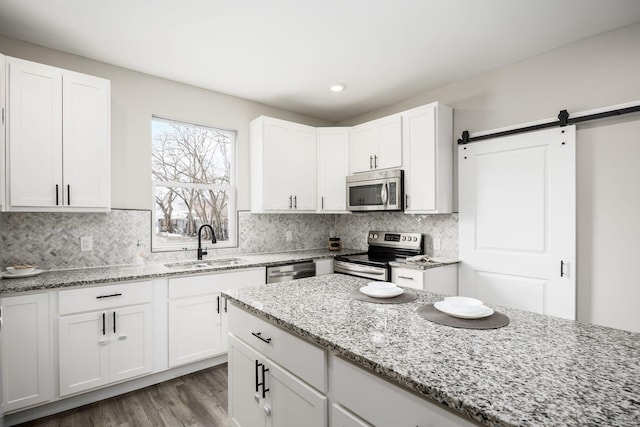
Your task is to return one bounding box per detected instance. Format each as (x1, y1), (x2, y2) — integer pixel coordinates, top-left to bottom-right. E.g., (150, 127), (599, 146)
(102, 312), (106, 335)
(56, 184), (59, 206)
(261, 364), (269, 398)
(560, 260), (566, 277)
(224, 298), (228, 313)
(67, 185), (71, 206)
(294, 195), (297, 209)
(255, 360), (260, 392)
(289, 195), (292, 208)
(217, 296), (220, 314)
(369, 155), (373, 169)
(113, 311), (116, 333)
(251, 332), (272, 344)
(96, 293), (122, 299)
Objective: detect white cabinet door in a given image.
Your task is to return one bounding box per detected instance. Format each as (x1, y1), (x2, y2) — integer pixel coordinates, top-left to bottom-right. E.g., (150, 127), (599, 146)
(1, 293), (52, 412)
(266, 360), (328, 427)
(168, 294), (222, 367)
(109, 304), (153, 383)
(349, 123), (376, 174)
(0, 53), (6, 210)
(59, 311), (110, 396)
(263, 119), (297, 211)
(331, 404), (372, 427)
(7, 57), (63, 208)
(287, 124), (316, 211)
(62, 70), (110, 209)
(375, 115), (402, 170)
(402, 103), (453, 214)
(228, 335), (267, 427)
(317, 128), (349, 212)
(349, 115), (402, 174)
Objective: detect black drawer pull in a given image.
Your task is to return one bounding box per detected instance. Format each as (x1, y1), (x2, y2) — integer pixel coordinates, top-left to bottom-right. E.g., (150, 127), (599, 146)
(96, 293), (123, 299)
(251, 332), (272, 344)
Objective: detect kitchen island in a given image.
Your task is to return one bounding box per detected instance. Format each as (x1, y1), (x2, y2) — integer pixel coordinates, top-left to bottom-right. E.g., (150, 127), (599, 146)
(223, 274), (640, 427)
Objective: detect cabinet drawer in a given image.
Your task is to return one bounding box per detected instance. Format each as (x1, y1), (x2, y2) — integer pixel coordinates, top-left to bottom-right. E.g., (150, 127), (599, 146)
(59, 281), (152, 315)
(228, 304), (327, 393)
(169, 267), (265, 299)
(392, 267), (423, 290)
(331, 356), (477, 427)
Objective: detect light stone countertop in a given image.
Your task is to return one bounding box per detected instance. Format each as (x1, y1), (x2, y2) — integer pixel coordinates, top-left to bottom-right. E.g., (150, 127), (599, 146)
(389, 258), (460, 270)
(222, 274), (640, 427)
(0, 248), (365, 295)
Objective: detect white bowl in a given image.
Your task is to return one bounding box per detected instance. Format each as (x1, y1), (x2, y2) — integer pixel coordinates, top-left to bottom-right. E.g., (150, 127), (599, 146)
(444, 296), (483, 307)
(367, 281), (398, 290)
(6, 266), (37, 274)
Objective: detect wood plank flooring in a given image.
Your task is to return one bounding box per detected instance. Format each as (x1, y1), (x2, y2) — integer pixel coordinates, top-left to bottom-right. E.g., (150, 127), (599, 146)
(18, 364), (230, 427)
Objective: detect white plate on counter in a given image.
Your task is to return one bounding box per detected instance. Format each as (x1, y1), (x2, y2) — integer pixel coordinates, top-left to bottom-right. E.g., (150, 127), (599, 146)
(1, 269), (44, 279)
(359, 285), (404, 299)
(434, 300), (494, 319)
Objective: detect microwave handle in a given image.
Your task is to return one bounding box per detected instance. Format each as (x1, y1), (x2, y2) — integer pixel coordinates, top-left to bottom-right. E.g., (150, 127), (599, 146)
(381, 182), (388, 205)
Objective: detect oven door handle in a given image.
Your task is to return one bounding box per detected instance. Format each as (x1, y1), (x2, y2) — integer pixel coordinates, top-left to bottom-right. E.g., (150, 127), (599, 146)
(334, 261), (386, 276)
(380, 182), (388, 205)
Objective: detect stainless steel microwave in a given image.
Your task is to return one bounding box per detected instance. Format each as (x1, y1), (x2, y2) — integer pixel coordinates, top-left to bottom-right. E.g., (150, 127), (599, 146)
(346, 169), (403, 211)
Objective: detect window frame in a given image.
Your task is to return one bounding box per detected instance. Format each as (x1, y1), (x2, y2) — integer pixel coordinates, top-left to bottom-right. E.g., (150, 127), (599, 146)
(150, 115), (238, 253)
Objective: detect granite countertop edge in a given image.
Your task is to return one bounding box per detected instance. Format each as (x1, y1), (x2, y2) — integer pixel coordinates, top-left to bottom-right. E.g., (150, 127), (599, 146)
(0, 248), (367, 295)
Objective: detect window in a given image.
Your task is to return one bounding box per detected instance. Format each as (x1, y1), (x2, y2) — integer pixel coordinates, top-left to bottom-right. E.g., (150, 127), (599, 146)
(151, 116), (236, 251)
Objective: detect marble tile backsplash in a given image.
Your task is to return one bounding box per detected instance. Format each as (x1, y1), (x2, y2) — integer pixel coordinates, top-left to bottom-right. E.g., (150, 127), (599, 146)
(334, 212), (458, 257)
(0, 209), (458, 270)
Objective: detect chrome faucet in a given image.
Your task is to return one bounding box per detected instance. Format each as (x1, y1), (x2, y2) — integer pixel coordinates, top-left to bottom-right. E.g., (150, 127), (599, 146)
(197, 224), (217, 260)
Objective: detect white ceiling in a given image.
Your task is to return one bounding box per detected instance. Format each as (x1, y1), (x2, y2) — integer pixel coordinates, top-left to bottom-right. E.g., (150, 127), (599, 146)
(1, 0), (639, 122)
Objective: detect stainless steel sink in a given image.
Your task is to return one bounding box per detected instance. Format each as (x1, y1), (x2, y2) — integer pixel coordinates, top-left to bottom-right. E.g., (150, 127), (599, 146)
(164, 258), (244, 270)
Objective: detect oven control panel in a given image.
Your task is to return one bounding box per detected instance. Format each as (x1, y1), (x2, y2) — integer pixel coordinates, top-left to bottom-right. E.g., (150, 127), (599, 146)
(367, 231), (423, 249)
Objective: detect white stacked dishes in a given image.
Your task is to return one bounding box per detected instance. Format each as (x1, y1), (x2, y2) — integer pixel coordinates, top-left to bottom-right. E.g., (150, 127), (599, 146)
(434, 296), (494, 319)
(2, 265), (43, 278)
(359, 281), (404, 298)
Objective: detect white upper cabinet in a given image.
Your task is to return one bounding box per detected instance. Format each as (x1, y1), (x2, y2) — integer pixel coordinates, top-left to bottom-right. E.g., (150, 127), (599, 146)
(250, 116), (317, 212)
(317, 127), (349, 212)
(0, 53), (6, 210)
(349, 114), (402, 174)
(6, 56), (110, 212)
(401, 102), (453, 214)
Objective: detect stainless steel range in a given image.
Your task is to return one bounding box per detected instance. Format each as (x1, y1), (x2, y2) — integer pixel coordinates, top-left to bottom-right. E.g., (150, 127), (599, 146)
(334, 231), (424, 281)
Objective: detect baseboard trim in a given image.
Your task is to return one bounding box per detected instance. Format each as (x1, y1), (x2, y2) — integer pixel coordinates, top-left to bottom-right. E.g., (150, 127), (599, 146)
(4, 355), (227, 426)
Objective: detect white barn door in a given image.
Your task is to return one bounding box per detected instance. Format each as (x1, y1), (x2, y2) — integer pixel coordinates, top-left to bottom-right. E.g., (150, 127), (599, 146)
(458, 126), (576, 319)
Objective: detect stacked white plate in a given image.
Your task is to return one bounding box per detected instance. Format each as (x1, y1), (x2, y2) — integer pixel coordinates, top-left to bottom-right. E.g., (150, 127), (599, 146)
(1, 265), (44, 279)
(359, 281), (404, 299)
(434, 296), (494, 319)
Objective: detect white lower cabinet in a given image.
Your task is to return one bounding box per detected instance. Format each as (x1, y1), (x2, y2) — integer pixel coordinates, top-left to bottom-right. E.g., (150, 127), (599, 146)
(58, 281), (153, 396)
(331, 404), (372, 427)
(331, 356), (477, 427)
(392, 264), (458, 295)
(0, 293), (52, 412)
(168, 268), (265, 368)
(228, 334), (327, 427)
(228, 304), (328, 427)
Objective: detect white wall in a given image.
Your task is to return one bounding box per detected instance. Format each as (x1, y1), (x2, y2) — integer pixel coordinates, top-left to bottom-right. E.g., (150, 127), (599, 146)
(0, 36), (331, 211)
(340, 23), (640, 332)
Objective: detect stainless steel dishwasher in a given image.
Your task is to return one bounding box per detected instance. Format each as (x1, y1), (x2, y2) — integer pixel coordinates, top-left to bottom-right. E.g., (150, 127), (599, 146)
(266, 261), (316, 283)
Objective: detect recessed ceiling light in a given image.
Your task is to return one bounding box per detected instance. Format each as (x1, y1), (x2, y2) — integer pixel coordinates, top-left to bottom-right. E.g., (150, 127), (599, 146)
(330, 83), (347, 92)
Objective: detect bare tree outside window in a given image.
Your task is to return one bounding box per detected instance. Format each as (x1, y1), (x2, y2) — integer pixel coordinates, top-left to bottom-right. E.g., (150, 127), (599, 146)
(151, 117), (236, 251)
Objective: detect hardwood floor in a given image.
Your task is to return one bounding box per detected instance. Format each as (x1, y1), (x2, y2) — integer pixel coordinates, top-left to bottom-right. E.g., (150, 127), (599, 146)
(18, 364), (230, 427)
